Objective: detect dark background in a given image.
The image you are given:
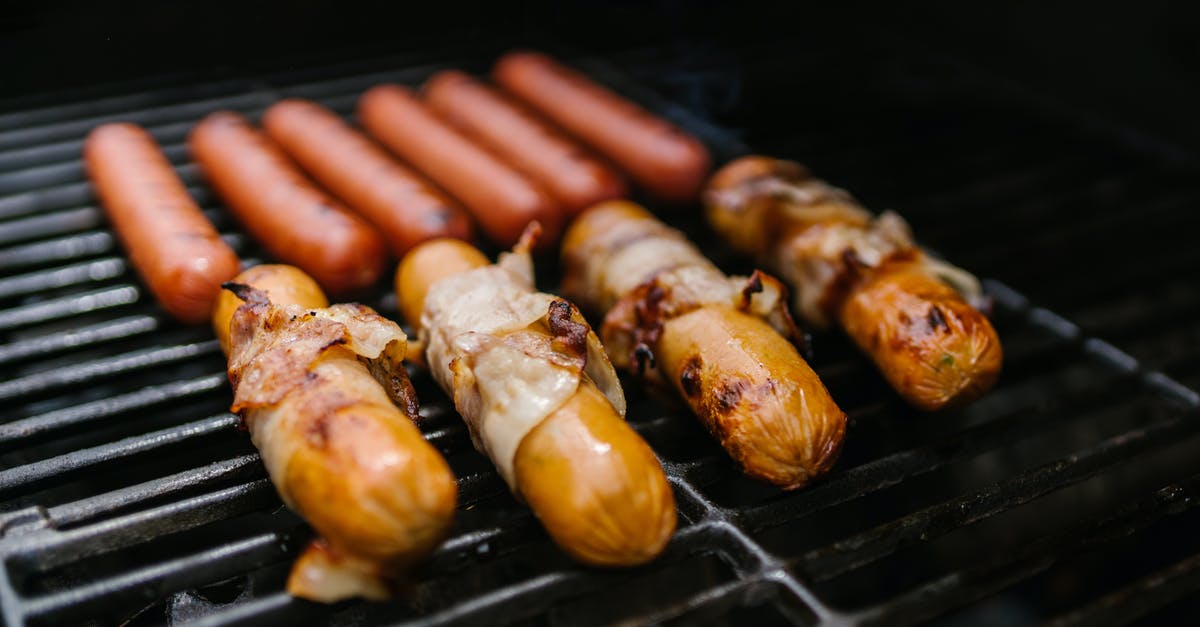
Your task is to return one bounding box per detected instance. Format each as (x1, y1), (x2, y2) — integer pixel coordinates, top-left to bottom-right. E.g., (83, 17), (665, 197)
(3, 1), (1200, 152)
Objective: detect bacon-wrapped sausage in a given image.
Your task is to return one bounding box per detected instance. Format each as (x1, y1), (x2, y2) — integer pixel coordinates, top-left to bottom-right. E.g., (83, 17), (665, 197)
(704, 156), (1002, 411)
(562, 201), (846, 489)
(396, 231), (675, 566)
(213, 264), (457, 602)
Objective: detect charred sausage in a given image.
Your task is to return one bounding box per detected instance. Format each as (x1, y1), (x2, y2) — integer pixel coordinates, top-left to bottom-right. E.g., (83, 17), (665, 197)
(562, 201), (845, 489)
(705, 156), (1002, 410)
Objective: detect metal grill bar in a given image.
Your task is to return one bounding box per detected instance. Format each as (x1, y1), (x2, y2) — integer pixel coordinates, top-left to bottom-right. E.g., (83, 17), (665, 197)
(1046, 551), (1200, 626)
(0, 340), (218, 404)
(7, 479), (275, 571)
(21, 533), (284, 625)
(0, 208), (105, 247)
(0, 93), (272, 150)
(739, 378), (1135, 531)
(0, 258), (127, 301)
(0, 80), (261, 130)
(46, 454), (261, 528)
(794, 406), (1198, 582)
(0, 232), (115, 272)
(0, 414), (238, 496)
(0, 315), (157, 368)
(0, 374), (226, 448)
(851, 468), (1200, 626)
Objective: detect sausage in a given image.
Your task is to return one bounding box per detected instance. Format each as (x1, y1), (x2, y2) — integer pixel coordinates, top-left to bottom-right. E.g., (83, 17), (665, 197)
(704, 155), (1003, 410)
(212, 263), (327, 354)
(261, 99), (474, 255)
(189, 111), (387, 298)
(562, 201), (845, 489)
(83, 123), (241, 324)
(423, 70), (628, 215)
(213, 264), (457, 602)
(397, 236), (675, 565)
(357, 85), (563, 247)
(493, 51), (712, 205)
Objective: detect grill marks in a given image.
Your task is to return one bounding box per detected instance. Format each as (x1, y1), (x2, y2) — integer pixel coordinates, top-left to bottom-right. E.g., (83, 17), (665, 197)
(679, 354), (703, 398)
(547, 299), (589, 363)
(927, 305), (949, 333)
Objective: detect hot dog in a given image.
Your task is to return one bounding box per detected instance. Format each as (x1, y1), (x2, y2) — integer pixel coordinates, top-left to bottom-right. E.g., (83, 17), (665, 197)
(83, 123), (241, 324)
(189, 111), (387, 298)
(562, 201), (845, 489)
(357, 85), (563, 247)
(423, 70), (628, 215)
(213, 264), (457, 602)
(396, 232), (676, 565)
(705, 156), (1003, 410)
(493, 51), (712, 205)
(261, 99), (474, 255)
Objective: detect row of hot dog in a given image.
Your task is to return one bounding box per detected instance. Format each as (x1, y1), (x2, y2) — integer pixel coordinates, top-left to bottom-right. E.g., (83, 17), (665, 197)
(80, 50), (1002, 602)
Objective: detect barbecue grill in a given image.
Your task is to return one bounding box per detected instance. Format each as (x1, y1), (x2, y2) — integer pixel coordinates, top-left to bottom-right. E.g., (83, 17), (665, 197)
(2, 27), (1200, 627)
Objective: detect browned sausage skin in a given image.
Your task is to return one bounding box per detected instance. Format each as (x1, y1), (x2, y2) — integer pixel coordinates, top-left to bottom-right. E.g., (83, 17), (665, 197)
(189, 111), (387, 298)
(397, 235), (676, 565)
(562, 201), (846, 489)
(213, 264), (457, 602)
(84, 122), (241, 324)
(423, 69), (628, 215)
(262, 99), (474, 255)
(357, 84), (563, 247)
(493, 51), (712, 205)
(705, 155), (1002, 410)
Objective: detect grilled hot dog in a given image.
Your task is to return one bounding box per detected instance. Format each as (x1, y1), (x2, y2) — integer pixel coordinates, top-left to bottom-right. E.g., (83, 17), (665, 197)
(424, 70), (628, 215)
(705, 156), (1002, 410)
(83, 123), (241, 324)
(213, 264), (457, 602)
(562, 201), (845, 489)
(358, 85), (562, 247)
(262, 99), (474, 255)
(189, 111), (387, 297)
(493, 51), (711, 204)
(397, 233), (676, 565)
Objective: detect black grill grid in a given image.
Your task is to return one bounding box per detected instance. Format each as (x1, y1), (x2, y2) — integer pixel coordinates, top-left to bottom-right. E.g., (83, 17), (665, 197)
(0, 42), (1198, 626)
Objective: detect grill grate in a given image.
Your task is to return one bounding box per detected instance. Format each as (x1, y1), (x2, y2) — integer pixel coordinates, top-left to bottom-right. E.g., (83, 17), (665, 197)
(1, 41), (1199, 626)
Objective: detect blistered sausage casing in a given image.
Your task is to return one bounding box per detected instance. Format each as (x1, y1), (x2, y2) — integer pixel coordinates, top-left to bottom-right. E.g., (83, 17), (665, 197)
(705, 156), (1002, 410)
(562, 201), (846, 489)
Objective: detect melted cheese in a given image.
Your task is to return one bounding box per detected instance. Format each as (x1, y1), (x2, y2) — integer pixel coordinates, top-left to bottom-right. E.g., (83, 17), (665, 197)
(420, 246), (623, 488)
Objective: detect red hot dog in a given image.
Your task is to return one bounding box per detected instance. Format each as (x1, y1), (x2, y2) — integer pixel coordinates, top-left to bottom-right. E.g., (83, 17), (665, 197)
(423, 70), (628, 216)
(357, 84), (563, 248)
(188, 111), (387, 298)
(84, 122), (241, 324)
(493, 51), (712, 205)
(262, 99), (474, 256)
